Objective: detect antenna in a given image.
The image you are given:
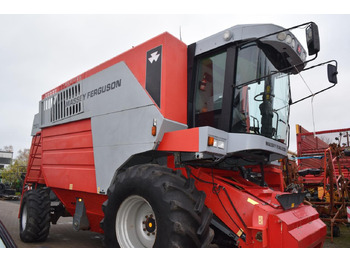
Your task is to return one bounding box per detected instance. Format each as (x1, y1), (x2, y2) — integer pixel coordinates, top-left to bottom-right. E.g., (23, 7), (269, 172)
(179, 26), (182, 41)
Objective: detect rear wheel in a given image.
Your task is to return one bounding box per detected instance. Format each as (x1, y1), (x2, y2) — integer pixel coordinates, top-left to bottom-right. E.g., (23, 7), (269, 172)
(19, 188), (51, 242)
(101, 164), (214, 248)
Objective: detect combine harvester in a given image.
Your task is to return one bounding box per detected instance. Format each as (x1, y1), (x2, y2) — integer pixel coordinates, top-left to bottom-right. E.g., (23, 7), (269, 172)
(19, 22), (338, 247)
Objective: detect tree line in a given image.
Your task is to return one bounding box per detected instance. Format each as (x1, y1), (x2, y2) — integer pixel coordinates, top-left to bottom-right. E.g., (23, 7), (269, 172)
(0, 146), (29, 192)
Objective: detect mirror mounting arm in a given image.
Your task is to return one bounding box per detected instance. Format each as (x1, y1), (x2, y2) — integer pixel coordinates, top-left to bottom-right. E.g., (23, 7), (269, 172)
(290, 60), (338, 106)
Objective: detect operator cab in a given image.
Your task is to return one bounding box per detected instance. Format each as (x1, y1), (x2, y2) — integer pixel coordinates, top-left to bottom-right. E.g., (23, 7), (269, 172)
(187, 23), (319, 163)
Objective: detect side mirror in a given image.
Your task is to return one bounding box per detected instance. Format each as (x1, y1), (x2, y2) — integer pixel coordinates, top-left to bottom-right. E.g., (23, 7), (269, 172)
(327, 64), (338, 84)
(306, 22), (320, 56)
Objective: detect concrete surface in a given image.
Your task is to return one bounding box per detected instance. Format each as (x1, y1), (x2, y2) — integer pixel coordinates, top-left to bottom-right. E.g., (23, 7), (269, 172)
(1, 199), (348, 248)
(0, 199), (104, 248)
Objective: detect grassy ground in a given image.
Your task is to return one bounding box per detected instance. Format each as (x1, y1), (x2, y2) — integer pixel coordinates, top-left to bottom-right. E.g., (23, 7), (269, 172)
(323, 223), (350, 248)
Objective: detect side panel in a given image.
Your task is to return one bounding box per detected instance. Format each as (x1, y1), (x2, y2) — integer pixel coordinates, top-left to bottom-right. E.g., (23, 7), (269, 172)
(157, 128), (199, 152)
(40, 62), (154, 129)
(41, 119), (97, 193)
(175, 166), (326, 247)
(161, 35), (188, 124)
(37, 35), (188, 193)
(50, 188), (107, 233)
(31, 32), (189, 196)
(41, 32), (188, 125)
(157, 126), (287, 159)
(91, 105), (167, 192)
(268, 205), (326, 247)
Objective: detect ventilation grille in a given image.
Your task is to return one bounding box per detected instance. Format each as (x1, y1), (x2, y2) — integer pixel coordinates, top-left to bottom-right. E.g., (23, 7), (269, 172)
(42, 83), (83, 122)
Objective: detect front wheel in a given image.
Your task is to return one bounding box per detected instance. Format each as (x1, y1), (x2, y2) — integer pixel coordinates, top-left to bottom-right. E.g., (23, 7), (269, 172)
(101, 164), (214, 248)
(116, 195), (157, 247)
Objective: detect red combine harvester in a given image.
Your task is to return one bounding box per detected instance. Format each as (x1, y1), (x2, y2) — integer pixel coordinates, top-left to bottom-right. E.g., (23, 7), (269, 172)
(20, 22), (337, 247)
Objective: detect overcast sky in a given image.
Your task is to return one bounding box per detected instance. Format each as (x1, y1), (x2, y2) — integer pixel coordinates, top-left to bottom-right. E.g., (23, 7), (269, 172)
(0, 11), (349, 157)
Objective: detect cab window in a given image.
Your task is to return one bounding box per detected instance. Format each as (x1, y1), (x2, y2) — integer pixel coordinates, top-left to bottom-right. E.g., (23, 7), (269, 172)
(194, 51), (227, 128)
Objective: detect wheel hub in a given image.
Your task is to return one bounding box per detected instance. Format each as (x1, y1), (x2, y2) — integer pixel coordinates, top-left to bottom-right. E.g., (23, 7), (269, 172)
(143, 214), (156, 234)
(116, 195), (157, 247)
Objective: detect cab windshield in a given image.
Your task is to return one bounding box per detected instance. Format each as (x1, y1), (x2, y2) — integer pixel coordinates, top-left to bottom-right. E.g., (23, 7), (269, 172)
(232, 43), (290, 143)
(194, 43), (290, 144)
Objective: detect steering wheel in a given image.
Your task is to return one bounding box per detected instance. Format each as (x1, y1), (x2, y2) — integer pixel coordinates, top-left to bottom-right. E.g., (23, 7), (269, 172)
(254, 92), (275, 101)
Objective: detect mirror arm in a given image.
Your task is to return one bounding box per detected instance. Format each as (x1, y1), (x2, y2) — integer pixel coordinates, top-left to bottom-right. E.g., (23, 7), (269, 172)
(290, 82), (337, 106)
(290, 59), (338, 106)
(301, 59), (337, 73)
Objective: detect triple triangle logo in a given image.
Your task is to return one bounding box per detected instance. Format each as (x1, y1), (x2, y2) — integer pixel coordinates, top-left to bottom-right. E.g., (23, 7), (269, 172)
(148, 51), (160, 63)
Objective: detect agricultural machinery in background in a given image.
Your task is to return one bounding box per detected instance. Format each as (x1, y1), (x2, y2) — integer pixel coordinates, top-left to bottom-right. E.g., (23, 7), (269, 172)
(283, 125), (350, 242)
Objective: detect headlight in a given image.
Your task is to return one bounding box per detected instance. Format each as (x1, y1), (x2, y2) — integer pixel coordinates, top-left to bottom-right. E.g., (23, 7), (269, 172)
(285, 34), (292, 44)
(208, 136), (225, 150)
(277, 32), (287, 41)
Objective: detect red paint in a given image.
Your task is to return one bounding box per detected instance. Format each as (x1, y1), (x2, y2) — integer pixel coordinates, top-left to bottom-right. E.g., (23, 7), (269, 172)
(42, 33), (188, 125)
(169, 165), (326, 247)
(41, 119), (97, 193)
(268, 205), (326, 247)
(51, 188), (107, 233)
(157, 128), (199, 152)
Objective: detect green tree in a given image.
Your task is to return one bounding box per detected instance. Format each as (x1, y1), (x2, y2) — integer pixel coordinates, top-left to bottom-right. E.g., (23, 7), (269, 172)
(0, 149), (29, 191)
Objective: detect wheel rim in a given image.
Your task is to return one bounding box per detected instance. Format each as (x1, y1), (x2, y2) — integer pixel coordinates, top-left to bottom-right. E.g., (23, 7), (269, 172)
(21, 203), (28, 231)
(116, 195), (156, 248)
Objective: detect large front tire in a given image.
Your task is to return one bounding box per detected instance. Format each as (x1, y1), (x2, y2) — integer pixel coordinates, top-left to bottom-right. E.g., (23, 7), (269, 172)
(19, 188), (51, 242)
(101, 164), (214, 248)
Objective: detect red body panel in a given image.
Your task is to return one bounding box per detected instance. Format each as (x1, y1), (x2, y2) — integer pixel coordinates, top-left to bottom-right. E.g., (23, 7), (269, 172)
(268, 206), (326, 247)
(169, 164), (326, 248)
(25, 120), (105, 232)
(157, 128), (199, 152)
(51, 188), (106, 233)
(42, 33), (188, 125)
(41, 119), (97, 193)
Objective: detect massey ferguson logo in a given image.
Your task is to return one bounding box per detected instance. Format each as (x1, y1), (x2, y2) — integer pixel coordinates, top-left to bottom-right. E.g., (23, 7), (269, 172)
(65, 79), (122, 107)
(145, 46), (162, 107)
(148, 51), (160, 63)
(265, 141), (287, 152)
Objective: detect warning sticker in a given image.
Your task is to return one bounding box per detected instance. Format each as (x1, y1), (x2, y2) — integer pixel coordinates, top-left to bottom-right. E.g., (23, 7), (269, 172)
(247, 198), (259, 205)
(258, 215), (263, 225)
